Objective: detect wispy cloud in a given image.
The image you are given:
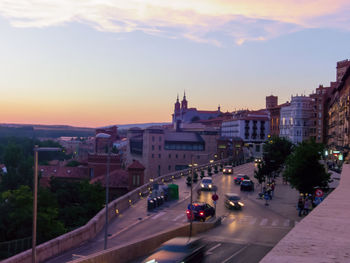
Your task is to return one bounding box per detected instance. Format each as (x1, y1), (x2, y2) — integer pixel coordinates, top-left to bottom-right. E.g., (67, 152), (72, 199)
(0, 0), (349, 45)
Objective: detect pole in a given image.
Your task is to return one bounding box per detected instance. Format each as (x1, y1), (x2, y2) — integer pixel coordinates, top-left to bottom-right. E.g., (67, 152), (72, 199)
(32, 146), (38, 263)
(189, 155), (194, 238)
(104, 146), (111, 250)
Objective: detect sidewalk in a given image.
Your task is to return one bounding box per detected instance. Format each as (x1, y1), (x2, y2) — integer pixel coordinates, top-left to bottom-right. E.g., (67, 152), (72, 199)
(252, 175), (300, 222)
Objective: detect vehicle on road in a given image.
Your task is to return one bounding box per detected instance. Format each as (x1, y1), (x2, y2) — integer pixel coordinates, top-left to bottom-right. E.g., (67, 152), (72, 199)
(200, 177), (213, 191)
(142, 237), (206, 263)
(186, 202), (215, 222)
(224, 193), (244, 210)
(234, 174), (250, 184)
(223, 165), (233, 174)
(254, 157), (262, 164)
(240, 179), (254, 191)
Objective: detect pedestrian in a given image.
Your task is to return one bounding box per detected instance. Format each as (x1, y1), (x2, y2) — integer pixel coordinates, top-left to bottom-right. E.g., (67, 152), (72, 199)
(267, 187), (272, 200)
(271, 183), (275, 197)
(297, 197), (304, 217)
(303, 198), (312, 215)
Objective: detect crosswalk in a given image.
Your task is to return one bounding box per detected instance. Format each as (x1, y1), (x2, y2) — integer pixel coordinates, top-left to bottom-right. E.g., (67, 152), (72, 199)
(149, 211), (298, 228)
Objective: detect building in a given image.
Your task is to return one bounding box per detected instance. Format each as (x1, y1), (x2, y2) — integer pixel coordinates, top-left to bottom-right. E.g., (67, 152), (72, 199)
(266, 95), (290, 137)
(126, 126), (219, 182)
(280, 95), (313, 144)
(221, 110), (269, 157)
(327, 65), (350, 162)
(172, 93), (222, 125)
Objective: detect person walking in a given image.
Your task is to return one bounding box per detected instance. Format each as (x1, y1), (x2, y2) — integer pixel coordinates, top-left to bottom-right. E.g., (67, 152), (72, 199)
(297, 197), (304, 217)
(303, 197), (312, 215)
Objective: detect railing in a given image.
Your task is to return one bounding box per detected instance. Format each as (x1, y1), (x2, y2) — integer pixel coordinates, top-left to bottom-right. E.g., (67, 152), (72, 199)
(3, 158), (232, 263)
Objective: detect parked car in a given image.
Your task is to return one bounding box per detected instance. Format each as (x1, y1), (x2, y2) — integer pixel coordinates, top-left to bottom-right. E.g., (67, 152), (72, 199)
(186, 202), (215, 222)
(223, 165), (233, 175)
(234, 174), (250, 184)
(142, 237), (206, 263)
(224, 193), (244, 210)
(240, 179), (254, 191)
(200, 177), (213, 191)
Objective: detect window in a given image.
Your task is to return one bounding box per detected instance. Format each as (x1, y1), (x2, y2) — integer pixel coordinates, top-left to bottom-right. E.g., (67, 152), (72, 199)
(152, 145), (154, 151)
(183, 154), (186, 159)
(159, 137), (162, 142)
(318, 112), (322, 118)
(168, 165), (171, 171)
(152, 154), (154, 158)
(159, 145), (161, 150)
(158, 154), (161, 158)
(176, 154), (178, 159)
(169, 154), (171, 158)
(152, 136), (155, 142)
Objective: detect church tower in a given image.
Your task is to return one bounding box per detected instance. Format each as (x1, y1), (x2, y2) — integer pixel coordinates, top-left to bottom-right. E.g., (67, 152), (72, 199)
(174, 94), (180, 117)
(181, 91), (188, 110)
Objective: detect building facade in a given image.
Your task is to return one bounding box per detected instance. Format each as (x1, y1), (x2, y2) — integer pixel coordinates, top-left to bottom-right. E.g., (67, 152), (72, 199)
(126, 126), (219, 182)
(280, 96), (313, 144)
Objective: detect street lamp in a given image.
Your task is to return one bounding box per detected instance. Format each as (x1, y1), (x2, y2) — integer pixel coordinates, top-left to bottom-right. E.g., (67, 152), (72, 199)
(95, 132), (112, 250)
(33, 146), (61, 263)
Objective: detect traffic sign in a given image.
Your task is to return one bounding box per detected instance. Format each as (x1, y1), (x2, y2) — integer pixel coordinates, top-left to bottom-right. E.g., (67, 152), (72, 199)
(315, 189), (324, 197)
(212, 193), (219, 201)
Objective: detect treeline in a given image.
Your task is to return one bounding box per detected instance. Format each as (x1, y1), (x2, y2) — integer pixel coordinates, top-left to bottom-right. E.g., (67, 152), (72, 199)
(0, 137), (104, 259)
(0, 126), (94, 138)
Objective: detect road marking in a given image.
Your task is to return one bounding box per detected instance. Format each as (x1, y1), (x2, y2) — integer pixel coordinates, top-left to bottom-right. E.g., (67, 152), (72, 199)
(283, 219), (290, 227)
(172, 214), (184, 221)
(222, 244), (249, 263)
(271, 219), (278, 226)
(260, 218), (268, 226)
(249, 217), (257, 225)
(205, 243), (222, 255)
(151, 211), (166, 220)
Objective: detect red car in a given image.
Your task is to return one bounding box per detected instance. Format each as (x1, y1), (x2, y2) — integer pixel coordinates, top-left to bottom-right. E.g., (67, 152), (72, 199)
(234, 174), (250, 184)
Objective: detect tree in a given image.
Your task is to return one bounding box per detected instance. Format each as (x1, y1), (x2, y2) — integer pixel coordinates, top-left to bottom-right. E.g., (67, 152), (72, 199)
(254, 162), (267, 192)
(283, 140), (330, 194)
(263, 136), (293, 180)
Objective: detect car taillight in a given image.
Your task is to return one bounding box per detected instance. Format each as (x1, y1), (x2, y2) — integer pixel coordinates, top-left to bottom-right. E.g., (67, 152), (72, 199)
(186, 210), (190, 214)
(241, 178), (244, 180)
(199, 211), (204, 216)
(234, 177), (237, 180)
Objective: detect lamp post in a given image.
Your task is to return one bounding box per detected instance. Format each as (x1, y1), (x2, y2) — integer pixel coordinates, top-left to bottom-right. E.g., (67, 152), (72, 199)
(104, 143), (111, 250)
(33, 146), (61, 263)
(189, 155), (194, 238)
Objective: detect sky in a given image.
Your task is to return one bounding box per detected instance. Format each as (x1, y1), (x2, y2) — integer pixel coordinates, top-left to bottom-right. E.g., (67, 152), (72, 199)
(1, 0), (350, 128)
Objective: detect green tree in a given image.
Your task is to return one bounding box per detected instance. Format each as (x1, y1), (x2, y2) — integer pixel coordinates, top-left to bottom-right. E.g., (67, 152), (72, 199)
(254, 162), (267, 192)
(283, 140), (330, 194)
(263, 136), (293, 179)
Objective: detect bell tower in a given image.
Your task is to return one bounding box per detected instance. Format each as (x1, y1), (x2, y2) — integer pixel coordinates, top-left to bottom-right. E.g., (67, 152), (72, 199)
(181, 91), (188, 110)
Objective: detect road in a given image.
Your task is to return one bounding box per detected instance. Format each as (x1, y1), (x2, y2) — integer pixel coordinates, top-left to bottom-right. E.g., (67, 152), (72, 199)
(48, 162), (297, 263)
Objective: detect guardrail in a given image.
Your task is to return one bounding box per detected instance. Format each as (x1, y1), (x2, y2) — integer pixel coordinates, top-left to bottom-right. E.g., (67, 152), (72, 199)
(3, 159), (235, 263)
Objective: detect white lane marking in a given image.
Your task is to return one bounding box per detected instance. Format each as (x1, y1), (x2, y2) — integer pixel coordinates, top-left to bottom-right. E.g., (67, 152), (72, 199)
(222, 244), (249, 263)
(260, 218), (268, 226)
(271, 219), (279, 226)
(249, 217), (257, 225)
(283, 219), (290, 227)
(151, 211), (166, 220)
(205, 243), (222, 255)
(172, 214), (184, 221)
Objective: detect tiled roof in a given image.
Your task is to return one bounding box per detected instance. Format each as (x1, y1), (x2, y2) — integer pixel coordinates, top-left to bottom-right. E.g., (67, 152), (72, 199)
(90, 169), (128, 188)
(128, 160), (145, 170)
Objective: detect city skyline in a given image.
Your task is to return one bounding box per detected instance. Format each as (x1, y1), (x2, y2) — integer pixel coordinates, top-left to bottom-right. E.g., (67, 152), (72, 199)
(1, 1), (350, 127)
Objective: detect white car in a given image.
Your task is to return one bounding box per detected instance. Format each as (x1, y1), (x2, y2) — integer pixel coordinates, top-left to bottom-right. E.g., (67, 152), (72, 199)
(201, 177), (213, 190)
(223, 165), (233, 174)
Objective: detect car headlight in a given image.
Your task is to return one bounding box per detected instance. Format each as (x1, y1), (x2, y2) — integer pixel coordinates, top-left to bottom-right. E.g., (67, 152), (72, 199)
(238, 202), (244, 207)
(201, 184), (204, 187)
(229, 201), (235, 206)
(228, 169), (232, 172)
(209, 184), (212, 188)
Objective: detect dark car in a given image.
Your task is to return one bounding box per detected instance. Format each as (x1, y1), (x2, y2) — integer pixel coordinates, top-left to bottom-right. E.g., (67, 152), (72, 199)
(234, 174), (250, 184)
(222, 165), (233, 175)
(254, 157), (262, 164)
(224, 193), (244, 210)
(240, 179), (254, 191)
(186, 202), (215, 222)
(142, 237), (206, 263)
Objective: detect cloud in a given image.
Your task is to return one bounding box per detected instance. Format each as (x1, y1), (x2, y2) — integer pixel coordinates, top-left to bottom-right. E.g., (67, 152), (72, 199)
(0, 0), (349, 45)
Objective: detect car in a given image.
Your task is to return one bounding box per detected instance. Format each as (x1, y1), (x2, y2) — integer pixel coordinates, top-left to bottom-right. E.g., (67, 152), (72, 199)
(186, 202), (215, 222)
(142, 237), (206, 263)
(200, 177), (213, 190)
(223, 165), (233, 174)
(254, 157), (262, 164)
(234, 174), (250, 184)
(224, 193), (244, 210)
(240, 179), (254, 191)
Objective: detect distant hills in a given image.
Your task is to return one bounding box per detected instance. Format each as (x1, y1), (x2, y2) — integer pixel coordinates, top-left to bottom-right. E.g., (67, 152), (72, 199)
(0, 122), (171, 138)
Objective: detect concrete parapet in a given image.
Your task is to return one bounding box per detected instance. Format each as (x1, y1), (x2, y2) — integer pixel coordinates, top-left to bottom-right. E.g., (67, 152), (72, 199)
(260, 164), (350, 263)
